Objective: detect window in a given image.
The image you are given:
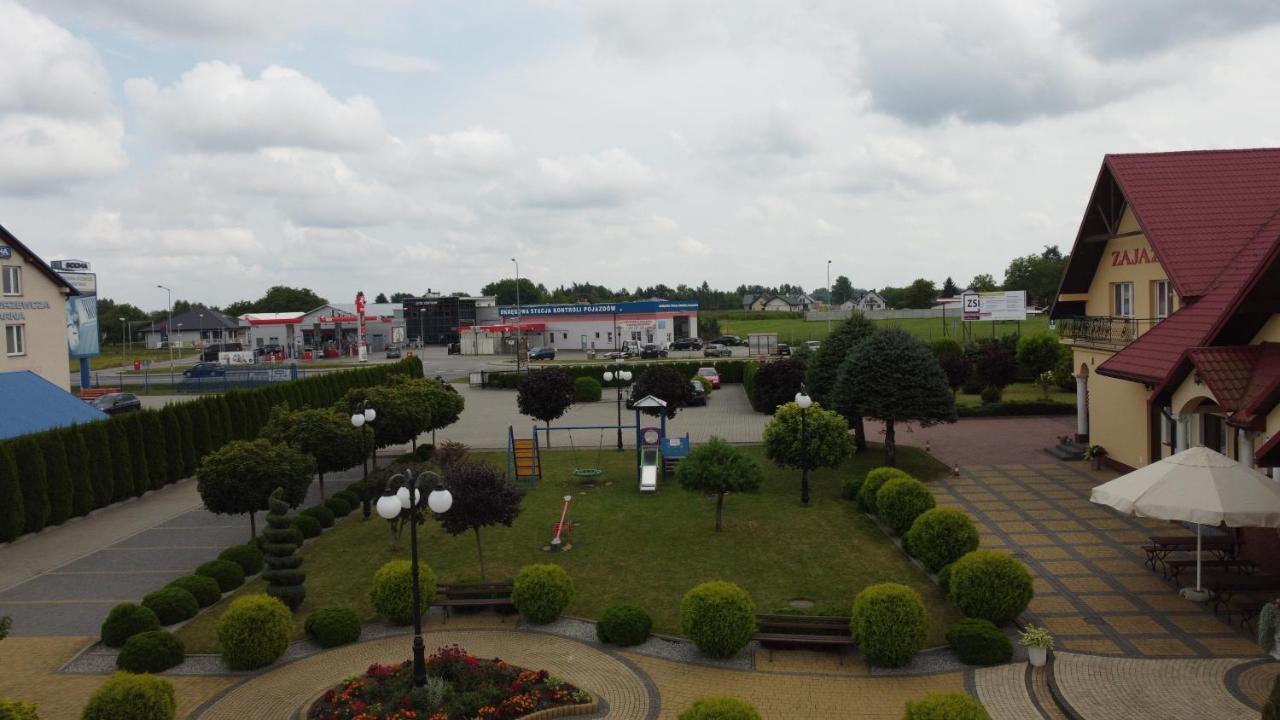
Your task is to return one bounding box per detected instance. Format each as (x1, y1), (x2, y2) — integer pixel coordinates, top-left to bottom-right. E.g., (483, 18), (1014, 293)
(594, 332), (600, 339)
(1153, 280), (1174, 320)
(4, 324), (24, 355)
(1, 266), (19, 295)
(1111, 282), (1134, 318)
(1201, 414), (1226, 454)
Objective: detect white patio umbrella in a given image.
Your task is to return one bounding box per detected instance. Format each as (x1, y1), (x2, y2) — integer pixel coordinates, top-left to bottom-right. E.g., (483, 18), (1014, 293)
(1090, 446), (1280, 597)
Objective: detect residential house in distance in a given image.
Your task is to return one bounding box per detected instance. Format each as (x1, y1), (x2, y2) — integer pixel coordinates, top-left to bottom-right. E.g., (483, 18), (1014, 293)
(742, 293), (817, 312)
(141, 307), (242, 349)
(840, 290), (887, 312)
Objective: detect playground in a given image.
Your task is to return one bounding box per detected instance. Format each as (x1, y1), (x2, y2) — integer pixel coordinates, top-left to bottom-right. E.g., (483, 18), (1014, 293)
(174, 443), (956, 654)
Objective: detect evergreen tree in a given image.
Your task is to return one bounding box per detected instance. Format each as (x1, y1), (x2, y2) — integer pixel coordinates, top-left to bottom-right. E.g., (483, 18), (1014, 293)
(941, 277), (960, 297)
(807, 312), (876, 449)
(217, 397), (235, 443)
(107, 420), (134, 501)
(161, 409), (184, 482)
(65, 427), (95, 517)
(175, 405), (196, 476)
(86, 422), (115, 509)
(225, 393), (248, 439)
(263, 487), (306, 610)
(39, 431), (73, 525)
(188, 401), (212, 462)
(0, 445), (24, 542)
(13, 437), (49, 534)
(204, 399), (226, 448)
(141, 411), (168, 490)
(124, 414), (150, 496)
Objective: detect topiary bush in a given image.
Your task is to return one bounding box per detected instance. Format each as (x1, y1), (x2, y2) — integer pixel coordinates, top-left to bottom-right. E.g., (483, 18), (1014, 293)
(596, 604), (653, 646)
(849, 583), (927, 668)
(81, 673), (176, 720)
(947, 618), (1012, 666)
(100, 603), (161, 648)
(301, 505), (335, 529)
(0, 699), (38, 720)
(117, 630), (185, 673)
(843, 474), (864, 501)
(937, 564), (954, 595)
(875, 476), (936, 535)
(980, 385), (1003, 405)
(290, 512), (322, 539)
(263, 488), (306, 610)
(167, 575), (222, 608)
(573, 376), (602, 402)
(511, 564), (575, 625)
(196, 559), (245, 592)
(902, 692), (991, 720)
(370, 560), (437, 626)
(218, 544), (264, 576)
(217, 594), (293, 670)
(304, 606), (362, 648)
(335, 489), (362, 509)
(677, 696), (762, 720)
(949, 550), (1034, 626)
(857, 467), (910, 514)
(679, 581), (755, 659)
(324, 496), (352, 517)
(414, 444), (435, 462)
(906, 508), (980, 572)
(141, 587), (199, 626)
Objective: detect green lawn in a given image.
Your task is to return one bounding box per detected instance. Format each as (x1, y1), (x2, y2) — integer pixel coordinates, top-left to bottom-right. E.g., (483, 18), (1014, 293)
(706, 311), (1050, 345)
(175, 444), (958, 653)
(70, 346), (178, 372)
(955, 382), (1073, 408)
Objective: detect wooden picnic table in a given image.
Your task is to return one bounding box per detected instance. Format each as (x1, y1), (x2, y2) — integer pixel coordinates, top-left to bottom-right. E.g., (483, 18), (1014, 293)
(1143, 535), (1237, 571)
(1199, 571), (1280, 626)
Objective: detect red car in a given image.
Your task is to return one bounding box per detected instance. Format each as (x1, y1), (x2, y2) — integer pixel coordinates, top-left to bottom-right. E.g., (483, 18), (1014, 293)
(695, 367), (720, 389)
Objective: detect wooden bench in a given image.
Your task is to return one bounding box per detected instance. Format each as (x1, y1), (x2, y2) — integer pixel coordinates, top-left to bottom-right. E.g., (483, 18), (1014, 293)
(1164, 558), (1255, 585)
(435, 582), (515, 623)
(79, 387), (121, 402)
(1143, 535), (1237, 571)
(753, 613), (855, 662)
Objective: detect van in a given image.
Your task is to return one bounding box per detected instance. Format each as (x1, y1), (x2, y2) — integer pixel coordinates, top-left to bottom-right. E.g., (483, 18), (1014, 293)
(201, 342), (243, 362)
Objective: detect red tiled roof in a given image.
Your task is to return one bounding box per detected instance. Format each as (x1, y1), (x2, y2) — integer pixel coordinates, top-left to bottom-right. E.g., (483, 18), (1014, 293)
(1185, 343), (1280, 428)
(1257, 429), (1280, 467)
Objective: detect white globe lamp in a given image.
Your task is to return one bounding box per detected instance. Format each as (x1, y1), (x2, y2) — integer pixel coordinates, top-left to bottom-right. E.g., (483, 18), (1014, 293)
(350, 413), (365, 428)
(375, 494), (402, 520)
(427, 486), (453, 515)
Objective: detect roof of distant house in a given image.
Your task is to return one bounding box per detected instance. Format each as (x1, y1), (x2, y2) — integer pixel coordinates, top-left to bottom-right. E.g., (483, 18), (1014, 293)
(144, 307), (239, 333)
(0, 371), (106, 440)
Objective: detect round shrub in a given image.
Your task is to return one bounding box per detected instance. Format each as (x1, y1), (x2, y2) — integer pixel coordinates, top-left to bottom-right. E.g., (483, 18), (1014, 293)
(849, 583), (927, 668)
(0, 700), (37, 720)
(574, 376), (603, 402)
(168, 575), (222, 608)
(304, 606), (362, 648)
(876, 476), (936, 535)
(414, 444), (435, 462)
(677, 696), (762, 720)
(141, 587), (199, 626)
(679, 581), (755, 659)
(335, 490), (362, 508)
(947, 618), (1012, 666)
(857, 467), (910, 514)
(217, 544), (264, 576)
(324, 496), (352, 517)
(949, 550), (1034, 626)
(217, 594), (292, 670)
(596, 604), (653, 646)
(843, 475), (864, 501)
(290, 513), (322, 539)
(196, 559), (246, 592)
(301, 505), (335, 528)
(82, 673), (176, 720)
(370, 560), (437, 626)
(979, 385), (1003, 405)
(512, 564), (575, 625)
(100, 603), (160, 648)
(906, 508), (980, 572)
(903, 693), (991, 720)
(117, 630), (185, 673)
(937, 564), (954, 595)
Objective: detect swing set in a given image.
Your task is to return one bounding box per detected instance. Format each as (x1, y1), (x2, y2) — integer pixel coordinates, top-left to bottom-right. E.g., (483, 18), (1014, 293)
(565, 429), (606, 478)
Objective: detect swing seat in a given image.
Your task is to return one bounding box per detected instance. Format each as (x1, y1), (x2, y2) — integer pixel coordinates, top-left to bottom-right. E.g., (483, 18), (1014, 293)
(571, 468), (603, 478)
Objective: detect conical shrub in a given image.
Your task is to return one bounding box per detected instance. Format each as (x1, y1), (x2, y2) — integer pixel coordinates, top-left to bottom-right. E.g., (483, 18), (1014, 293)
(106, 420), (134, 501)
(0, 445), (24, 542)
(39, 430), (73, 525)
(86, 422), (115, 509)
(262, 487), (305, 610)
(14, 437), (49, 534)
(65, 427), (95, 517)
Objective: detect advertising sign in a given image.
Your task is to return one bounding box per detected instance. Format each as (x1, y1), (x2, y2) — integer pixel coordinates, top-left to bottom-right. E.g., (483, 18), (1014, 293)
(59, 272), (97, 295)
(66, 294), (100, 358)
(961, 291), (1027, 322)
(219, 351), (254, 366)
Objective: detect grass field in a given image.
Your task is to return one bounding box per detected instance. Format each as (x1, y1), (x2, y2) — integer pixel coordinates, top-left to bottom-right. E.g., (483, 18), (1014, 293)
(705, 311), (1050, 345)
(69, 346), (179, 372)
(175, 444), (958, 653)
(954, 382), (1073, 408)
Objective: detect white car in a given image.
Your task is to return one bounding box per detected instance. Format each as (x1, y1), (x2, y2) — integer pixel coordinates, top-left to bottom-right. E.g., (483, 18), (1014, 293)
(805, 340), (821, 352)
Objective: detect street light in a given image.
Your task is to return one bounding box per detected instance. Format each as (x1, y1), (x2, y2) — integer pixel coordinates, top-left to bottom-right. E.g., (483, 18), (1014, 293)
(157, 285), (173, 368)
(119, 318), (126, 371)
(376, 468), (452, 687)
(511, 258), (522, 374)
(176, 323), (184, 361)
(350, 401), (377, 517)
(602, 358), (633, 450)
(199, 312), (204, 353)
(826, 260), (833, 334)
(796, 385), (813, 507)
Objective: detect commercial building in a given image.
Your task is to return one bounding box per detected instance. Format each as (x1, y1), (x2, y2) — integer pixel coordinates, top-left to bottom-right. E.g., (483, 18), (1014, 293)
(458, 300), (698, 355)
(0, 224), (80, 392)
(403, 295), (497, 345)
(240, 302), (406, 358)
(1052, 148), (1280, 570)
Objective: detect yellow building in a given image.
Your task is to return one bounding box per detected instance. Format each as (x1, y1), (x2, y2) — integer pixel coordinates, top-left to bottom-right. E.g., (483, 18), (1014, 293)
(0, 224), (79, 392)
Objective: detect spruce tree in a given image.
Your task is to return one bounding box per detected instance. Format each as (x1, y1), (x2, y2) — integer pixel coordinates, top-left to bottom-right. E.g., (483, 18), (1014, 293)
(87, 422), (114, 509)
(107, 420), (134, 501)
(262, 487), (306, 610)
(807, 311), (877, 450)
(0, 445), (24, 542)
(39, 431), (73, 525)
(65, 427), (95, 518)
(142, 411), (168, 490)
(124, 414), (150, 496)
(161, 409), (184, 482)
(13, 437), (49, 534)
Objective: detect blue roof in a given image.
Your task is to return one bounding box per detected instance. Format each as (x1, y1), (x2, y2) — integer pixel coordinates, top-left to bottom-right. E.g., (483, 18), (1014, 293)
(0, 371), (107, 440)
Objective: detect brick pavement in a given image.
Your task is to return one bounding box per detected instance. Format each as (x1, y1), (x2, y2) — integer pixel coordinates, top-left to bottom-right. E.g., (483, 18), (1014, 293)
(863, 415), (1075, 466)
(1051, 653), (1260, 719)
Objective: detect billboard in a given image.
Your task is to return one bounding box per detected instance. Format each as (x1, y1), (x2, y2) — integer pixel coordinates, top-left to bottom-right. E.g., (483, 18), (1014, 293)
(66, 294), (100, 358)
(961, 291), (1027, 322)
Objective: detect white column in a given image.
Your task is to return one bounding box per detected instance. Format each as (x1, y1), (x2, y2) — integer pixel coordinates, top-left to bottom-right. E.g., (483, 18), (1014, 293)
(1175, 415), (1188, 452)
(1075, 373), (1089, 437)
(1238, 430), (1255, 468)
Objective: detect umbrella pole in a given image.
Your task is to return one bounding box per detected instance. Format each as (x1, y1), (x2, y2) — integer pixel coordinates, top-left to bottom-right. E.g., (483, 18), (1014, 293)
(1195, 524), (1202, 592)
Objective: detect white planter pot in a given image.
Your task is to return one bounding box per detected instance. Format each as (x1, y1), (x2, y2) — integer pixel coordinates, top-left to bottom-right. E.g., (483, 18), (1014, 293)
(1027, 646), (1048, 667)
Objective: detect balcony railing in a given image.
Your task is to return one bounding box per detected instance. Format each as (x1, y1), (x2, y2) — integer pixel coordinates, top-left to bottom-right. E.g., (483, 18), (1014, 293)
(1055, 316), (1160, 346)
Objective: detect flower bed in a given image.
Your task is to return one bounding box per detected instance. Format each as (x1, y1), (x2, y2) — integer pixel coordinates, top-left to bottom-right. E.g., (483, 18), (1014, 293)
(308, 645), (593, 720)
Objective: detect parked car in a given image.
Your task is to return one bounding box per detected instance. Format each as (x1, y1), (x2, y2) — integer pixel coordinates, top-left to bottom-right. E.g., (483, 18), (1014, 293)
(528, 346), (556, 361)
(183, 362), (226, 379)
(255, 343), (284, 357)
(703, 343), (732, 358)
(200, 342), (243, 362)
(639, 344), (668, 359)
(695, 367), (721, 389)
(778, 343), (791, 356)
(603, 349), (633, 360)
(385, 345), (402, 359)
(91, 392), (141, 416)
(711, 335), (744, 347)
(805, 340), (821, 352)
(688, 380), (709, 406)
(670, 337), (703, 351)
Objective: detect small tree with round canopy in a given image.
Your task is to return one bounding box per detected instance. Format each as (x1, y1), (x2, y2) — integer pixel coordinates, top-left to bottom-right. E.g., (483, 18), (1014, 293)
(517, 369), (575, 446)
(196, 439), (316, 539)
(675, 437), (764, 531)
(629, 365), (692, 418)
(433, 461), (525, 580)
(261, 407), (364, 500)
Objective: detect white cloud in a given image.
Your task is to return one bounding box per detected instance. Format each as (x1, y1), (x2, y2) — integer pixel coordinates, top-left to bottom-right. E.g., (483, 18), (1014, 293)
(28, 0), (391, 40)
(521, 148), (656, 208)
(0, 114), (126, 195)
(348, 49), (439, 74)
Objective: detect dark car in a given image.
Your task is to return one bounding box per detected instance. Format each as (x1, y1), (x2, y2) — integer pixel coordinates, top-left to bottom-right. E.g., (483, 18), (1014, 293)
(703, 343), (732, 358)
(201, 342), (243, 362)
(688, 380), (708, 406)
(183, 362), (226, 379)
(778, 343), (791, 356)
(385, 345), (402, 359)
(711, 335), (744, 347)
(255, 343), (284, 357)
(528, 346), (556, 361)
(670, 337), (703, 351)
(639, 344), (668, 359)
(91, 392), (141, 416)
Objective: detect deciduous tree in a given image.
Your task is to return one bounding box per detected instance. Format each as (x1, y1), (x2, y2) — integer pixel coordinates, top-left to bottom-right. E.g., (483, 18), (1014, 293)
(831, 275), (855, 305)
(763, 402), (852, 475)
(262, 407), (364, 500)
(434, 462), (525, 580)
(517, 369), (576, 444)
(629, 365), (692, 419)
(676, 438), (764, 531)
(196, 439), (316, 539)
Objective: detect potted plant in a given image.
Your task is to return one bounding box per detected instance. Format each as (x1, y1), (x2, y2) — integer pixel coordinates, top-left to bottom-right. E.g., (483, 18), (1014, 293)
(1018, 626), (1054, 667)
(1260, 599), (1280, 660)
(1084, 445), (1107, 470)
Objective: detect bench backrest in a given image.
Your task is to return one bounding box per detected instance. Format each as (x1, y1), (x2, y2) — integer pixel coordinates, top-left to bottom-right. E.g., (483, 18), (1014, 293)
(439, 582), (513, 599)
(756, 614), (851, 636)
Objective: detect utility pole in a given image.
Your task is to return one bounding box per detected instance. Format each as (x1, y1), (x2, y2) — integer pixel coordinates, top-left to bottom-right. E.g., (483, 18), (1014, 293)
(157, 285), (173, 369)
(511, 258), (522, 374)
(827, 259), (832, 334)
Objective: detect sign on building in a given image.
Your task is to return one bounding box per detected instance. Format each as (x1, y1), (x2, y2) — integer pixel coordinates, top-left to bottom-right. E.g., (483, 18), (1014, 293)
(961, 290), (1027, 321)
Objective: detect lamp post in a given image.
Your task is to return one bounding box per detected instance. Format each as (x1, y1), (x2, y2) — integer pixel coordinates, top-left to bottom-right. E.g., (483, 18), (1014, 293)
(157, 285), (173, 368)
(796, 385), (813, 507)
(376, 468), (453, 688)
(350, 401), (377, 517)
(602, 358), (633, 450)
(199, 312), (204, 352)
(176, 323), (184, 360)
(511, 258), (522, 374)
(119, 318), (126, 371)
(826, 260), (832, 334)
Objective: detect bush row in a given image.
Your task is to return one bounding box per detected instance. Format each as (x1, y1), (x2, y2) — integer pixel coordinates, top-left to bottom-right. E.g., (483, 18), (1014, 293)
(485, 359), (750, 389)
(0, 357), (422, 543)
(956, 400), (1075, 418)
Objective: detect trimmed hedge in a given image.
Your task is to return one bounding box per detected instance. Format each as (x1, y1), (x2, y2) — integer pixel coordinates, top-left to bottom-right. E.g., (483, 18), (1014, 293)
(679, 581), (755, 659)
(857, 467), (910, 514)
(875, 476), (936, 535)
(596, 604), (653, 646)
(903, 693), (991, 720)
(301, 505), (335, 528)
(218, 544), (264, 576)
(100, 603), (161, 648)
(906, 508), (980, 572)
(511, 564), (575, 625)
(117, 630), (186, 673)
(167, 575), (222, 608)
(573, 376), (603, 402)
(486, 360), (750, 390)
(217, 594), (293, 670)
(677, 697), (762, 720)
(370, 560), (437, 626)
(849, 583), (927, 668)
(196, 559), (246, 592)
(324, 496), (353, 517)
(141, 587), (199, 625)
(949, 551), (1034, 626)
(82, 673), (176, 720)
(947, 618), (1012, 666)
(304, 606), (362, 648)
(290, 513), (322, 539)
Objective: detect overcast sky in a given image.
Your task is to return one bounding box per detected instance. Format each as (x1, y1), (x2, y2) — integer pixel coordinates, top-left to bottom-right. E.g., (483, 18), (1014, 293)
(3, 0), (1280, 311)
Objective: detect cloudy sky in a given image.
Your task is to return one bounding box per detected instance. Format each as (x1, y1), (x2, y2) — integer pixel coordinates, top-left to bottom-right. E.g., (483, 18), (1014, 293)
(3, 0), (1280, 311)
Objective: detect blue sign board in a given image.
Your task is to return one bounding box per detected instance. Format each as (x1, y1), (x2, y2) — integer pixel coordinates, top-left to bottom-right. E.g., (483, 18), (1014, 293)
(498, 300), (698, 317)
